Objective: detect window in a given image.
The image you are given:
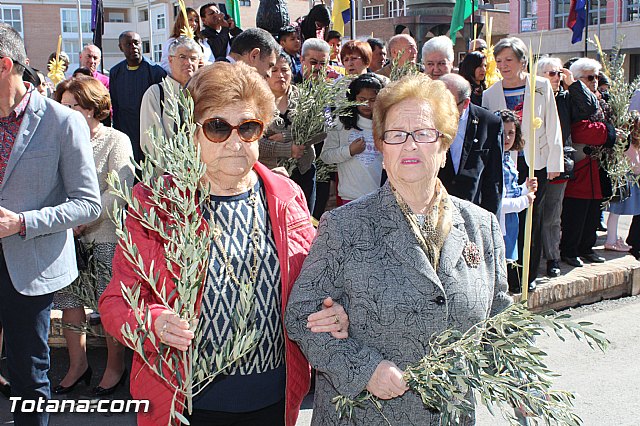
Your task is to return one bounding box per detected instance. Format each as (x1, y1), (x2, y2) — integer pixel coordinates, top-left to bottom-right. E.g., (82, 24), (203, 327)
(63, 40), (81, 63)
(0, 6), (23, 36)
(521, 0), (538, 17)
(153, 43), (163, 63)
(142, 40), (150, 54)
(155, 13), (165, 30)
(388, 0), (405, 17)
(588, 0), (607, 24)
(138, 8), (149, 22)
(626, 0), (640, 20)
(552, 0), (570, 28)
(362, 5), (383, 20)
(240, 0), (251, 5)
(61, 8), (92, 34)
(109, 12), (125, 23)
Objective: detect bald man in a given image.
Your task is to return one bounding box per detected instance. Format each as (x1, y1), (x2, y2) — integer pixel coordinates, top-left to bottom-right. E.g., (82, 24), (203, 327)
(377, 34), (424, 78)
(79, 44), (109, 88)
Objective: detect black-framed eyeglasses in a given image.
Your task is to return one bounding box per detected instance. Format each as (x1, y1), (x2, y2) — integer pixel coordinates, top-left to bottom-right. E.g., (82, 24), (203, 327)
(383, 128), (443, 145)
(582, 74), (599, 81)
(196, 118), (264, 143)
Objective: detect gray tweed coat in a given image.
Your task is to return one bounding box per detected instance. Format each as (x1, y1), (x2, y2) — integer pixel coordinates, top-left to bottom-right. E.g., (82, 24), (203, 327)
(285, 182), (512, 425)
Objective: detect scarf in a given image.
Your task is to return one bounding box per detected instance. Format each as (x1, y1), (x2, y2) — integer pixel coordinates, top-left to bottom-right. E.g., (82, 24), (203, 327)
(392, 179), (453, 270)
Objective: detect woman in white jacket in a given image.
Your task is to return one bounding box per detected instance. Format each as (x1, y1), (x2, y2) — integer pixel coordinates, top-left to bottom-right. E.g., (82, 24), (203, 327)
(482, 37), (561, 291)
(321, 73), (385, 204)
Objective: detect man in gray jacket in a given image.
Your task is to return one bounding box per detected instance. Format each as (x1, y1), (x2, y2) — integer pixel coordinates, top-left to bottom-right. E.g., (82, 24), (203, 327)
(0, 24), (101, 425)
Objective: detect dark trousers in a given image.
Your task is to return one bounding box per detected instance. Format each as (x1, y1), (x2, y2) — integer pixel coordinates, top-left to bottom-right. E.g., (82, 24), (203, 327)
(0, 253), (54, 426)
(187, 399), (285, 426)
(313, 179), (331, 220)
(290, 164), (316, 214)
(516, 158), (548, 284)
(560, 198), (602, 258)
(627, 214), (640, 256)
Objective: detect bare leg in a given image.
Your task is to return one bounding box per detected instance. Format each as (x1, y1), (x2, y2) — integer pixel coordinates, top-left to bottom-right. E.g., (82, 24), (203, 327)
(97, 334), (126, 388)
(58, 307), (89, 387)
(606, 213), (619, 245)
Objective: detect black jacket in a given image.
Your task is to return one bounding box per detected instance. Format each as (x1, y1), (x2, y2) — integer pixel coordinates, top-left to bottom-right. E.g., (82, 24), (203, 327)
(201, 25), (242, 60)
(439, 103), (504, 215)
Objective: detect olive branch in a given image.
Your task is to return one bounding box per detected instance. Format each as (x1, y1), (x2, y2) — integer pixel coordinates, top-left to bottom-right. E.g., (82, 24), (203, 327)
(389, 50), (421, 82)
(332, 302), (608, 425)
(590, 35), (640, 206)
(106, 79), (260, 425)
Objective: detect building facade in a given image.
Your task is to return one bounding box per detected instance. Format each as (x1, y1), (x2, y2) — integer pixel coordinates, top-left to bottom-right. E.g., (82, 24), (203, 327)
(1, 0), (310, 73)
(507, 0), (640, 80)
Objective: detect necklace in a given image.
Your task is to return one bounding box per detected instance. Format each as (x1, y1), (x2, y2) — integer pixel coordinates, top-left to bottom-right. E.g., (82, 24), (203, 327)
(207, 187), (261, 287)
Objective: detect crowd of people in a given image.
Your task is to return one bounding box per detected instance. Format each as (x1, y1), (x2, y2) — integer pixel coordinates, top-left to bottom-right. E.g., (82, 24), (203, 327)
(1, 2), (639, 424)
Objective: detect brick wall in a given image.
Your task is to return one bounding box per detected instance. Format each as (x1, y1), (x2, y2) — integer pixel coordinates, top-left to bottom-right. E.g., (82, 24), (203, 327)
(23, 4), (63, 73)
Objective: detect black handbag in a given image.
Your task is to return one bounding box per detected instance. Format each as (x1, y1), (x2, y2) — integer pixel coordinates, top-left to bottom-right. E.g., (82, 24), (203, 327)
(552, 146), (577, 182)
(74, 237), (90, 272)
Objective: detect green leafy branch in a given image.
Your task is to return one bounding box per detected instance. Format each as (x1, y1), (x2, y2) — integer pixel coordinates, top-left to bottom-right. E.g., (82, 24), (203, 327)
(333, 302), (608, 425)
(106, 79), (260, 425)
(389, 50), (421, 82)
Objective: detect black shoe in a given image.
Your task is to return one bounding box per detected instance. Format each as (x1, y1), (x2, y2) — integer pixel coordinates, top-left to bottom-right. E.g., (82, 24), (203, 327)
(546, 260), (561, 277)
(528, 280), (537, 292)
(53, 366), (92, 394)
(93, 369), (127, 397)
(0, 382), (10, 399)
(582, 253), (605, 263)
(562, 256), (584, 267)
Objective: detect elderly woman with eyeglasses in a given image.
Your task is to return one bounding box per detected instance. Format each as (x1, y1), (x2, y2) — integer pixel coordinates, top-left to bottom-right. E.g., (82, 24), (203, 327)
(99, 62), (349, 426)
(286, 74), (512, 425)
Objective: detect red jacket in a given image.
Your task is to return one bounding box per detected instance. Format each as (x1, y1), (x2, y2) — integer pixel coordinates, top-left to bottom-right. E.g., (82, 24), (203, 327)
(565, 119), (615, 199)
(99, 162), (315, 426)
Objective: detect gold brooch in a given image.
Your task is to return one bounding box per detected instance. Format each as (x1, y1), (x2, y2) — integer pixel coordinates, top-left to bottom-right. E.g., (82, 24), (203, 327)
(463, 242), (481, 268)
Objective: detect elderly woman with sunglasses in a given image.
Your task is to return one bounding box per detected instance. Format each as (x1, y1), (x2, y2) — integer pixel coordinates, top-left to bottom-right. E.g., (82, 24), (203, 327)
(286, 74), (512, 425)
(99, 62), (349, 426)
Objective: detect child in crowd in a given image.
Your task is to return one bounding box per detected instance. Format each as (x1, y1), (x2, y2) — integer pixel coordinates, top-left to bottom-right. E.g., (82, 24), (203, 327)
(320, 73), (384, 205)
(326, 30), (342, 66)
(278, 25), (302, 82)
(606, 111), (640, 252)
(499, 110), (538, 292)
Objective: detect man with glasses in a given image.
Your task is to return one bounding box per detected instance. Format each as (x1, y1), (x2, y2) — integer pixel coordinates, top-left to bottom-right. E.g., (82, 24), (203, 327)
(0, 24), (101, 425)
(140, 36), (203, 157)
(439, 73), (504, 215)
(110, 31), (166, 164)
(422, 35), (454, 80)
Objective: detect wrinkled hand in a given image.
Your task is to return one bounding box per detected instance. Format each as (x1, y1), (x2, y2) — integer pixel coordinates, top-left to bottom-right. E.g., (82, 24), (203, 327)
(561, 68), (575, 86)
(291, 144), (305, 159)
(305, 132), (327, 147)
(366, 360), (408, 400)
(526, 192), (536, 206)
(307, 297), (349, 339)
(73, 224), (87, 237)
(525, 176), (538, 193)
(271, 167), (290, 178)
(349, 137), (366, 156)
(0, 206), (21, 238)
(269, 133), (285, 143)
(547, 172), (560, 180)
(154, 311), (194, 351)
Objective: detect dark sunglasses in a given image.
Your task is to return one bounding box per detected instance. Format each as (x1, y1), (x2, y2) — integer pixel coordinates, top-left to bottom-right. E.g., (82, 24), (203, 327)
(196, 118), (264, 143)
(583, 74), (599, 81)
(545, 71), (561, 77)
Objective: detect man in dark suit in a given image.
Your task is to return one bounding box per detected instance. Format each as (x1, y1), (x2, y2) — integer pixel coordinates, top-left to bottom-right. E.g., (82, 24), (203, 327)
(439, 73), (504, 215)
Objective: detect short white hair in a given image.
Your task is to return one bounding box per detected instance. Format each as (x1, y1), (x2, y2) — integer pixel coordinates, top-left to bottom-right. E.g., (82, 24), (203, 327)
(536, 56), (563, 76)
(421, 36), (454, 63)
(570, 58), (602, 78)
(168, 36), (203, 57)
(301, 38), (330, 58)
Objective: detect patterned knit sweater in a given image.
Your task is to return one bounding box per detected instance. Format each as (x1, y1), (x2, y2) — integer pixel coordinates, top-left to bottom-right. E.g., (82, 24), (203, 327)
(82, 126), (134, 244)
